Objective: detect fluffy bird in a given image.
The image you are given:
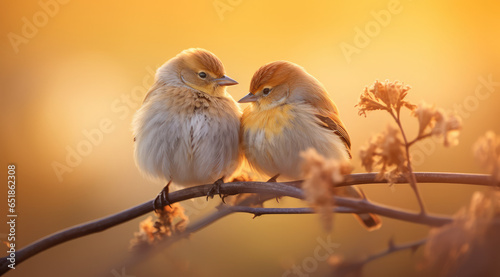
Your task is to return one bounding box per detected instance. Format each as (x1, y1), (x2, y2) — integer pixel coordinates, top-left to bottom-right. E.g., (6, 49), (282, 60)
(239, 61), (381, 230)
(133, 48), (241, 209)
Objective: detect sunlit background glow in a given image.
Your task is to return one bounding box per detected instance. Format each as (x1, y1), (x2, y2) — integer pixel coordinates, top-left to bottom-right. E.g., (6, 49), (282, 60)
(1, 1), (500, 276)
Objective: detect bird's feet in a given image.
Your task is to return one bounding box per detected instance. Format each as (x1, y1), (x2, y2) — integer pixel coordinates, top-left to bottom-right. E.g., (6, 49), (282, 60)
(153, 181), (172, 212)
(267, 174), (281, 203)
(207, 177), (224, 201)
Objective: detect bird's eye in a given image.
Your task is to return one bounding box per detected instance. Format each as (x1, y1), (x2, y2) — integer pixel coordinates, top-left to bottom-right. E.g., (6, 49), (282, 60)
(263, 88), (271, 96)
(198, 72), (207, 78)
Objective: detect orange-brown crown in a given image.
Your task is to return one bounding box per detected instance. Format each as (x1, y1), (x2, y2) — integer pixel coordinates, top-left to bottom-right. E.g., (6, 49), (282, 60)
(179, 48), (225, 77)
(250, 61), (304, 93)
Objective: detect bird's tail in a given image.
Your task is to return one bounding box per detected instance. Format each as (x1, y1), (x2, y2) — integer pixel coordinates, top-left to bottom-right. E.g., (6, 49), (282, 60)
(333, 186), (382, 231)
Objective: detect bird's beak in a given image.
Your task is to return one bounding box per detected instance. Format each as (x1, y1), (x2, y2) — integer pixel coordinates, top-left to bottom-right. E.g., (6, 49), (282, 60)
(238, 92), (259, 103)
(214, 75), (239, 86)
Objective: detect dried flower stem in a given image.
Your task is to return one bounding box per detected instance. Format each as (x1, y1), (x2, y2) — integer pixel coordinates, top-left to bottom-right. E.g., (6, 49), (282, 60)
(390, 110), (426, 214)
(407, 132), (433, 147)
(0, 172), (493, 275)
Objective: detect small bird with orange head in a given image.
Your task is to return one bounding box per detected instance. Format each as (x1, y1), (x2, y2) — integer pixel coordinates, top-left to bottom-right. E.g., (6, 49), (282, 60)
(132, 48), (241, 209)
(239, 61), (381, 230)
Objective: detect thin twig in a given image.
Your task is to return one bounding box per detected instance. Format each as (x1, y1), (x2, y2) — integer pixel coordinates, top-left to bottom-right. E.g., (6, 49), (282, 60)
(408, 132), (433, 146)
(100, 206), (234, 277)
(0, 172), (493, 275)
(0, 182), (301, 275)
(116, 195), (463, 275)
(107, 194), (277, 276)
(329, 238), (427, 276)
(226, 204), (452, 226)
(227, 206), (358, 215)
(365, 238), (427, 264)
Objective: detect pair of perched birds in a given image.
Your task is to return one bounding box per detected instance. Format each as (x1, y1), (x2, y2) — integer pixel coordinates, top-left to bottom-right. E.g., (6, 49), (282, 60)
(132, 48), (380, 230)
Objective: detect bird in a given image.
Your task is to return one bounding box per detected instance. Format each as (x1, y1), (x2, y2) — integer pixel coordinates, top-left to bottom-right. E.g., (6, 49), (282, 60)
(132, 48), (242, 210)
(239, 61), (381, 230)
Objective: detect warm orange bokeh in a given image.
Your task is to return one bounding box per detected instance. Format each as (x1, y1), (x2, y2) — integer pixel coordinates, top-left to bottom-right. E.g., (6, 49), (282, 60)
(1, 1), (499, 276)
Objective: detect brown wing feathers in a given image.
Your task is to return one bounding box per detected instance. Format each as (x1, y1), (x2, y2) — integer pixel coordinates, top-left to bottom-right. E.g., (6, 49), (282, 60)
(315, 114), (352, 158)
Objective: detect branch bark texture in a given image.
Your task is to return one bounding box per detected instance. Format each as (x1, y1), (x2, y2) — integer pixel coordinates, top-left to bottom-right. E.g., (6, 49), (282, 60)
(0, 172), (494, 275)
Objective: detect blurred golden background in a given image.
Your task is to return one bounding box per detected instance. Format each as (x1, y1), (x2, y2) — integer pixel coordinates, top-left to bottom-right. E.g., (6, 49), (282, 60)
(1, 0), (499, 276)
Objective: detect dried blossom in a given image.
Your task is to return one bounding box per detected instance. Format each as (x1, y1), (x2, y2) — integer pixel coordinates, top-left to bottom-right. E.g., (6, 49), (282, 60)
(421, 191), (500, 276)
(356, 80), (416, 117)
(301, 148), (353, 231)
(412, 101), (437, 136)
(359, 125), (407, 184)
(130, 203), (188, 251)
(359, 134), (379, 173)
(431, 109), (462, 147)
(129, 217), (156, 251)
(473, 131), (500, 183)
(156, 202), (189, 232)
(411, 101), (462, 146)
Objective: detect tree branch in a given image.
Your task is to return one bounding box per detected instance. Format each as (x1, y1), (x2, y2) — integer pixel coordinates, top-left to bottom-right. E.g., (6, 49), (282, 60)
(105, 194), (277, 276)
(226, 206), (358, 216)
(0, 172), (494, 275)
(112, 196), (450, 275)
(364, 238), (427, 264)
(226, 203), (452, 226)
(329, 238), (427, 275)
